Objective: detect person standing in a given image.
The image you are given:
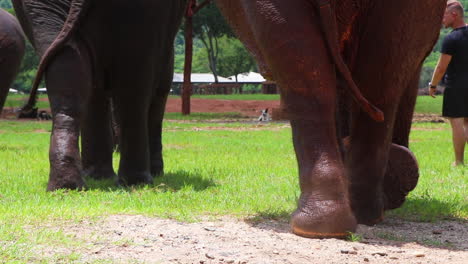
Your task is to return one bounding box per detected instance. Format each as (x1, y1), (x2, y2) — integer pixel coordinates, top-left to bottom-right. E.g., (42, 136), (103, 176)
(429, 0), (468, 166)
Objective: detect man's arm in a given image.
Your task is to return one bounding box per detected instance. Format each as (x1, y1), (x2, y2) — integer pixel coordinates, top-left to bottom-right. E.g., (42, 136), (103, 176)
(429, 53), (452, 98)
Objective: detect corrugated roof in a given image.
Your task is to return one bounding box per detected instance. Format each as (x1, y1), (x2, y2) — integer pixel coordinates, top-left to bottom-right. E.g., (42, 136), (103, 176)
(173, 73), (234, 83)
(228, 72), (266, 83)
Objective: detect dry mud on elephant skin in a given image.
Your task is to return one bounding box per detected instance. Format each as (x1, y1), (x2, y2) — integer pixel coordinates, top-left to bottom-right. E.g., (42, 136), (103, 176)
(32, 215), (468, 264)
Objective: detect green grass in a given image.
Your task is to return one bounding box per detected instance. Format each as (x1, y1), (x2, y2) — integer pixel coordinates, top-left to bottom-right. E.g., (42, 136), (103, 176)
(3, 94), (49, 109)
(0, 95), (466, 262)
(388, 122), (468, 221)
(414, 95), (443, 114)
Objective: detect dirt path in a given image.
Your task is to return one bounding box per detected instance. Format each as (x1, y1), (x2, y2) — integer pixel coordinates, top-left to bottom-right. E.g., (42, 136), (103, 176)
(164, 98), (280, 117)
(34, 215), (467, 264)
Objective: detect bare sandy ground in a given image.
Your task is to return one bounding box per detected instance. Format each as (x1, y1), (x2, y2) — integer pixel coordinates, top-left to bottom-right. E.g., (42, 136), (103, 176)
(31, 215), (468, 264)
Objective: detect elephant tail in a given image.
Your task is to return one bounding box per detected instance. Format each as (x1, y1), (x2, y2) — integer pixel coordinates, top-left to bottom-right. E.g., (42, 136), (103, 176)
(317, 0), (384, 122)
(22, 0), (90, 112)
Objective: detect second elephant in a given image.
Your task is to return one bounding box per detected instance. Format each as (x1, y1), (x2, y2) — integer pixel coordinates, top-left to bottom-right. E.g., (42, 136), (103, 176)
(0, 8), (25, 113)
(13, 0), (187, 190)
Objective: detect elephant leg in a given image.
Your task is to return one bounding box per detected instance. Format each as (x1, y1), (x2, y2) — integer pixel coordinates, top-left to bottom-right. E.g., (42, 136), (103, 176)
(345, 0), (443, 224)
(0, 49), (24, 112)
(235, 0), (356, 238)
(46, 43), (92, 191)
(346, 111), (394, 225)
(148, 56), (173, 177)
(112, 68), (152, 186)
(383, 69), (421, 210)
(81, 82), (116, 180)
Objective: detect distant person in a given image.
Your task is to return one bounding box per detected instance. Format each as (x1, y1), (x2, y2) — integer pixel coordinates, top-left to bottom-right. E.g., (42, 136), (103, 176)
(429, 0), (468, 166)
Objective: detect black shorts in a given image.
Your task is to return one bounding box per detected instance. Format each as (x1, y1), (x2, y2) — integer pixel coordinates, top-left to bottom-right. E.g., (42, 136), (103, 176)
(442, 87), (468, 117)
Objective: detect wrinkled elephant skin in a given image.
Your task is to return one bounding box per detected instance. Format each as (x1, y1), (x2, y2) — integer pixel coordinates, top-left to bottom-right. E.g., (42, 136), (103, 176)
(0, 8), (25, 113)
(216, 0), (445, 238)
(12, 0), (187, 190)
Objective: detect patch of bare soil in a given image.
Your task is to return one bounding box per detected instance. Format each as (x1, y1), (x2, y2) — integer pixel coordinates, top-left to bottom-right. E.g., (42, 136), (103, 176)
(412, 113), (447, 123)
(34, 215), (467, 264)
(2, 99), (446, 123)
(165, 98), (280, 117)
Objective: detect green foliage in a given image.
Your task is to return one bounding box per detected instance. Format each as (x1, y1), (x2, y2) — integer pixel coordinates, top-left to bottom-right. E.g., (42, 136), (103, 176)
(0, 0), (12, 9)
(216, 36), (256, 78)
(12, 41), (40, 92)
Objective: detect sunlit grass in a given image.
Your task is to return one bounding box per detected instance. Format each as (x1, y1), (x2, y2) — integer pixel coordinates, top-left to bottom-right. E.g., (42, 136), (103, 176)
(415, 95), (443, 114)
(0, 95), (466, 261)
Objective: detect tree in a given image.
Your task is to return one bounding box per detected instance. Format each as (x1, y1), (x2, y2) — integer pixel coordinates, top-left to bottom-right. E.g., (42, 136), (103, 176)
(182, 0), (212, 115)
(216, 36), (256, 82)
(12, 41), (40, 92)
(0, 0), (12, 9)
(191, 2), (233, 82)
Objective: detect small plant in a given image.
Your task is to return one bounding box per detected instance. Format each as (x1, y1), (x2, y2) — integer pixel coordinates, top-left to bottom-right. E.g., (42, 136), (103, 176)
(347, 232), (363, 242)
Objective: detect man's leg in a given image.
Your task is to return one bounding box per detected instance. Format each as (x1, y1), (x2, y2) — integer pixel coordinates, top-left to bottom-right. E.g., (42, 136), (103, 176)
(463, 118), (468, 143)
(449, 118), (465, 166)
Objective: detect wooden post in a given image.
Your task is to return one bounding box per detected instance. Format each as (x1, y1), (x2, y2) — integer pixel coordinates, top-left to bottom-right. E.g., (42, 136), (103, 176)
(182, 0), (212, 115)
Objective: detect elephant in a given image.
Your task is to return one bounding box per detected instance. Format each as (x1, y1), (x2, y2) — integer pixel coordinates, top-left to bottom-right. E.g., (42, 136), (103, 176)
(12, 0), (187, 190)
(215, 0), (446, 238)
(0, 8), (25, 113)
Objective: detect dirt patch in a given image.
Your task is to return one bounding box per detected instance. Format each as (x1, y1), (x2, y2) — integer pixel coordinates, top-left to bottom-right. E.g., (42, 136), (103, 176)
(412, 113), (447, 123)
(2, 99), (447, 123)
(31, 215), (468, 264)
(165, 98), (281, 118)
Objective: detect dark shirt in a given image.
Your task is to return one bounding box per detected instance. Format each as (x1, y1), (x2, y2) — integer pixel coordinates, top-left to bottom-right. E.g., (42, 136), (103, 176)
(441, 25), (468, 89)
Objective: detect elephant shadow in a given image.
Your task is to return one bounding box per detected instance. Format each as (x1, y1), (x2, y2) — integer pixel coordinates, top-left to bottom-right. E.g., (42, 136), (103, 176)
(85, 170), (217, 192)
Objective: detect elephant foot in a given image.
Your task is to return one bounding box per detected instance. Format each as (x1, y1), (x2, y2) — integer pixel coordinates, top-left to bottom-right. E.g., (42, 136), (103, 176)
(47, 173), (86, 191)
(383, 144), (419, 210)
(83, 166), (117, 180)
(291, 193), (357, 239)
(350, 191), (385, 226)
(48, 153), (85, 191)
(151, 161), (164, 177)
(118, 171), (153, 186)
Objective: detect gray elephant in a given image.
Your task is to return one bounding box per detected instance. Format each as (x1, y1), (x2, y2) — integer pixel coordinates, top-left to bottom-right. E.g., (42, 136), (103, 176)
(0, 8), (25, 113)
(12, 0), (187, 190)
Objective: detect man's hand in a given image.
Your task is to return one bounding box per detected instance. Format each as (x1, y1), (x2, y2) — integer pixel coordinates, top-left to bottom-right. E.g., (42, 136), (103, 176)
(429, 86), (437, 98)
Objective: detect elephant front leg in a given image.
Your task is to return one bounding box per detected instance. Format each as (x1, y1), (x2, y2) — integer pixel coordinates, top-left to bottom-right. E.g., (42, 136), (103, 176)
(46, 45), (91, 191)
(346, 113), (391, 225)
(290, 118), (357, 238)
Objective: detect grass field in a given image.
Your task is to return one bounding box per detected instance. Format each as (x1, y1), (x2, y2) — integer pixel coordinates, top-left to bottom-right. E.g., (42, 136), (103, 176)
(0, 94), (466, 262)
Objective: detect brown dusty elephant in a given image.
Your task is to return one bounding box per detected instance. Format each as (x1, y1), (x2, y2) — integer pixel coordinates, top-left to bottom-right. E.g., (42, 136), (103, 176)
(14, 0), (445, 240)
(12, 0), (187, 190)
(215, 0), (446, 238)
(0, 8), (25, 113)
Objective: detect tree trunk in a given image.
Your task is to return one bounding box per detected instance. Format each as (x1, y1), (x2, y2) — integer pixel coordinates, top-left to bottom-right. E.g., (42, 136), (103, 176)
(182, 12), (193, 115)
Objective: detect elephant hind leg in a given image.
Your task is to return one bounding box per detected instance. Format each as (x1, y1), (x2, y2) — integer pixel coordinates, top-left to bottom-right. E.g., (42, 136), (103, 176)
(46, 42), (92, 191)
(81, 78), (117, 181)
(383, 71), (420, 210)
